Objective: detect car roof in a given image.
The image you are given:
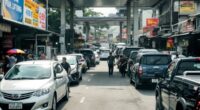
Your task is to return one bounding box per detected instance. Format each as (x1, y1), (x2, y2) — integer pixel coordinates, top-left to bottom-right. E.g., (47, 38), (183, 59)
(17, 60), (56, 65)
(70, 53), (83, 56)
(139, 52), (170, 56)
(138, 49), (158, 51)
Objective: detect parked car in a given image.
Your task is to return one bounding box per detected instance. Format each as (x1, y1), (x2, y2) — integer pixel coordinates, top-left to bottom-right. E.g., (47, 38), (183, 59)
(138, 49), (159, 53)
(100, 49), (110, 60)
(71, 53), (88, 73)
(57, 55), (82, 83)
(127, 51), (139, 76)
(0, 60), (70, 110)
(120, 47), (143, 58)
(155, 58), (200, 110)
(75, 49), (96, 68)
(119, 46), (142, 73)
(94, 51), (100, 64)
(130, 53), (171, 89)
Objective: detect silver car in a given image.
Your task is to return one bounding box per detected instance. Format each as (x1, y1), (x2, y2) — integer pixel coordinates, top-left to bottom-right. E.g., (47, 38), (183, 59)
(0, 60), (70, 110)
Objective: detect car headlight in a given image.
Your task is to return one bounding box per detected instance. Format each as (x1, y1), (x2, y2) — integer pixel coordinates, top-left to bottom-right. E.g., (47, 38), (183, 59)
(33, 89), (50, 97)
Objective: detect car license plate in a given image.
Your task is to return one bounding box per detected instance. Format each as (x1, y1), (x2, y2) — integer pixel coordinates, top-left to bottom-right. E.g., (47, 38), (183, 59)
(9, 102), (22, 109)
(152, 79), (158, 83)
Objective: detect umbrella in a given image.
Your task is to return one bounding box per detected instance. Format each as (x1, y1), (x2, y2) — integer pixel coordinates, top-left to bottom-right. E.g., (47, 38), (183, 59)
(7, 49), (25, 54)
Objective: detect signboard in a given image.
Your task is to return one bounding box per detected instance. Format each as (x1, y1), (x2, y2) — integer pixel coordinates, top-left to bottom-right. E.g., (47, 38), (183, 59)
(24, 0), (39, 27)
(2, 0), (46, 30)
(146, 18), (159, 27)
(38, 7), (46, 30)
(180, 1), (196, 15)
(2, 0), (24, 23)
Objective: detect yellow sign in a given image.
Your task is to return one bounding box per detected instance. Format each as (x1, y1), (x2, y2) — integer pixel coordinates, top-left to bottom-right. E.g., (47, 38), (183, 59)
(24, 0), (39, 27)
(180, 1), (196, 14)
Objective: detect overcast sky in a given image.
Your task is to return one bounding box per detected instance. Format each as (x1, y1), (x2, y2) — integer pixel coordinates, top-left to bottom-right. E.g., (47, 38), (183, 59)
(90, 7), (118, 17)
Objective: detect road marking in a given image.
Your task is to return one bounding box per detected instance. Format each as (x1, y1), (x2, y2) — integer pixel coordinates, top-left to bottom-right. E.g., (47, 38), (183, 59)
(87, 79), (91, 82)
(80, 97), (85, 103)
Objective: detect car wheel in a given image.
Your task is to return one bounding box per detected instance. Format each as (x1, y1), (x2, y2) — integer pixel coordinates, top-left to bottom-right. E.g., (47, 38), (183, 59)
(52, 95), (57, 110)
(156, 96), (163, 110)
(135, 75), (140, 89)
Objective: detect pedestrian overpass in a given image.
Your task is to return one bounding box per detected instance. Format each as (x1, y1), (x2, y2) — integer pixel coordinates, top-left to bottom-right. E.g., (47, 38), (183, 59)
(48, 0), (161, 53)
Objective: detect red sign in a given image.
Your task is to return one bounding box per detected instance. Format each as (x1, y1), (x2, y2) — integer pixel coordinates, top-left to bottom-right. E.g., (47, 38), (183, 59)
(146, 18), (159, 27)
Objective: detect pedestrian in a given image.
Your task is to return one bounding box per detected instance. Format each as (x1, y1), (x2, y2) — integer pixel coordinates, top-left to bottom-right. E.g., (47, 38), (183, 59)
(39, 52), (46, 60)
(61, 57), (71, 73)
(27, 54), (33, 61)
(3, 55), (10, 73)
(107, 52), (115, 77)
(8, 55), (17, 69)
(117, 55), (127, 77)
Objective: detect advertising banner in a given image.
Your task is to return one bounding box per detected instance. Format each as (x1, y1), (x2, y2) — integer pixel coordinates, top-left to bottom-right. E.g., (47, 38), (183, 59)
(2, 0), (24, 23)
(39, 7), (46, 30)
(2, 0), (46, 30)
(180, 1), (196, 15)
(24, 0), (39, 27)
(146, 18), (159, 27)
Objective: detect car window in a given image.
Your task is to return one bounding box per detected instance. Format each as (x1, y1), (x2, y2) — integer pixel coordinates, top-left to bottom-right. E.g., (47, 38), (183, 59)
(123, 48), (140, 57)
(177, 61), (200, 75)
(141, 55), (171, 65)
(5, 65), (51, 80)
(167, 62), (176, 78)
(56, 64), (63, 73)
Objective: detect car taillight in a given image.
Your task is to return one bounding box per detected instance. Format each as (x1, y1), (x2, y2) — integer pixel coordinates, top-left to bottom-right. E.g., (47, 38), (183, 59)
(196, 100), (200, 110)
(138, 66), (143, 76)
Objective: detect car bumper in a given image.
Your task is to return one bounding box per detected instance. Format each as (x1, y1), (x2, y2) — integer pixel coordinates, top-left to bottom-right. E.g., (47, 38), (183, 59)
(140, 76), (159, 84)
(68, 73), (79, 83)
(0, 92), (54, 110)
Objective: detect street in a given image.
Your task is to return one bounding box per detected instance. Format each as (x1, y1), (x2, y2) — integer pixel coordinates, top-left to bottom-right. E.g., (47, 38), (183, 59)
(57, 61), (155, 110)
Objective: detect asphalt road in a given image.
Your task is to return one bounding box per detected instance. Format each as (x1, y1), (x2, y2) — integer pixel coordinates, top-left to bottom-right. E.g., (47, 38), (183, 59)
(57, 61), (155, 110)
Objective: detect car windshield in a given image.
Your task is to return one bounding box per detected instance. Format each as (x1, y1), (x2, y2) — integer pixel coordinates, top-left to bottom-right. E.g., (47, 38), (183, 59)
(177, 61), (200, 75)
(141, 55), (171, 65)
(66, 56), (76, 65)
(123, 48), (140, 57)
(101, 50), (110, 53)
(5, 65), (51, 80)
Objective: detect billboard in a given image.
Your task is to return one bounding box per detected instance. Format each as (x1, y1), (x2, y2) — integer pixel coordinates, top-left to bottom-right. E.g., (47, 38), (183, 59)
(180, 1), (196, 15)
(146, 18), (159, 27)
(2, 0), (46, 30)
(2, 0), (24, 23)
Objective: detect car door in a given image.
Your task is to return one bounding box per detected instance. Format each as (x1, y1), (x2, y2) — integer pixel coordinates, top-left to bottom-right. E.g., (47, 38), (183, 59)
(160, 62), (176, 109)
(54, 63), (66, 100)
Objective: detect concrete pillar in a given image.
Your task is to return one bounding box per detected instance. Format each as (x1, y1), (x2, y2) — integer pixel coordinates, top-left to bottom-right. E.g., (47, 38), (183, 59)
(69, 2), (75, 52)
(127, 0), (131, 45)
(119, 22), (123, 42)
(132, 0), (139, 46)
(60, 0), (66, 54)
(85, 22), (90, 43)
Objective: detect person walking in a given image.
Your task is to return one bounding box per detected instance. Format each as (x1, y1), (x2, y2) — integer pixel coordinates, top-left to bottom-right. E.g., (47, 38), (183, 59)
(117, 55), (127, 77)
(61, 57), (71, 73)
(107, 52), (115, 77)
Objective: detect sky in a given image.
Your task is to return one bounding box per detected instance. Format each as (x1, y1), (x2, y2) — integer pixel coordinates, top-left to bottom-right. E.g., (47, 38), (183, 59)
(90, 7), (118, 17)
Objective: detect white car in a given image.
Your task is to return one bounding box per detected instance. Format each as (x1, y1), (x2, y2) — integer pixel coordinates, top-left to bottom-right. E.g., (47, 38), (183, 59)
(100, 49), (110, 60)
(70, 53), (88, 73)
(94, 51), (100, 64)
(0, 60), (70, 110)
(57, 55), (82, 83)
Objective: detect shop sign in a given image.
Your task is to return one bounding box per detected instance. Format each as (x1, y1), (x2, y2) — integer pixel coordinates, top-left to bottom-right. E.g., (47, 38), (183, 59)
(167, 37), (174, 49)
(2, 0), (46, 30)
(180, 20), (194, 33)
(180, 1), (196, 15)
(146, 18), (159, 27)
(2, 0), (24, 24)
(0, 23), (11, 32)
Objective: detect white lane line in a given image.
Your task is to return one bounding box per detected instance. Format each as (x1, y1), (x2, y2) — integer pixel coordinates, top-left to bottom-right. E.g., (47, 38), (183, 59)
(80, 97), (86, 103)
(87, 79), (91, 82)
